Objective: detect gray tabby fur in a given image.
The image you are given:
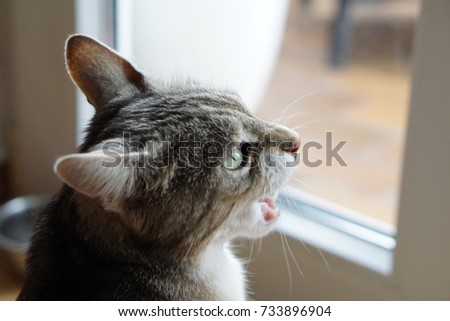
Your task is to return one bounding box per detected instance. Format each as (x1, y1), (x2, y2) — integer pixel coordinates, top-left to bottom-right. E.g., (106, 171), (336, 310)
(17, 35), (300, 300)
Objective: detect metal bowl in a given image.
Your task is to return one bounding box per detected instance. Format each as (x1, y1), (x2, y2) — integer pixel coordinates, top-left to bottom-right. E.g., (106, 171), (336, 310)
(0, 196), (48, 274)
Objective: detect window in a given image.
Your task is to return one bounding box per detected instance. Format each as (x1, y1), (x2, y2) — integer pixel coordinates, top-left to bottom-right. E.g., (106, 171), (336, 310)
(253, 0), (419, 279)
(257, 0), (420, 227)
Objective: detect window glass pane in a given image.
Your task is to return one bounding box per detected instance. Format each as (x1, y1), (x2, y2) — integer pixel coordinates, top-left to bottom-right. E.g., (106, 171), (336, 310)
(256, 0), (421, 226)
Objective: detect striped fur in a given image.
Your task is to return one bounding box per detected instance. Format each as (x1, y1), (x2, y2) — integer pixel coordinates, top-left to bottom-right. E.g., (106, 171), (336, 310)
(18, 35), (299, 300)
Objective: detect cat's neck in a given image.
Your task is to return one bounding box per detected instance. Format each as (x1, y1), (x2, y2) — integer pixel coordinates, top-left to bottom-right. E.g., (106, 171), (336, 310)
(198, 242), (247, 300)
(78, 193), (248, 300)
(73, 193), (235, 270)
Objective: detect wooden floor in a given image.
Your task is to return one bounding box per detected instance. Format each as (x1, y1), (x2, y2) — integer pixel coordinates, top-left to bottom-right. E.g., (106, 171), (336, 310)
(0, 249), (22, 300)
(256, 2), (413, 226)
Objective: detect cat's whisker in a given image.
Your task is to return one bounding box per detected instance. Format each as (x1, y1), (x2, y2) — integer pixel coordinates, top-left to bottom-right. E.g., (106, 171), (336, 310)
(288, 177), (328, 199)
(281, 186), (301, 215)
(282, 233), (304, 280)
(298, 134), (325, 141)
(281, 188), (331, 273)
(272, 86), (328, 124)
(317, 247), (332, 273)
(284, 188), (304, 216)
(239, 242), (253, 267)
(256, 236), (263, 258)
(288, 118), (320, 130)
(246, 237), (256, 270)
(294, 164), (323, 175)
(279, 233), (293, 294)
(169, 241), (194, 280)
(292, 165), (324, 176)
(280, 112), (315, 127)
(280, 188), (314, 257)
(291, 166), (320, 175)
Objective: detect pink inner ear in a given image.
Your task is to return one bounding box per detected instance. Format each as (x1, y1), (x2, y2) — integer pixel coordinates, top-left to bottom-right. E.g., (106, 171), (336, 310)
(65, 35), (146, 109)
(121, 60), (147, 92)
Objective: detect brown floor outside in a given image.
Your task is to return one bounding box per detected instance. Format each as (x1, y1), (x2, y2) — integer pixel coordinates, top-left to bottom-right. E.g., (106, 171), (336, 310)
(257, 0), (417, 226)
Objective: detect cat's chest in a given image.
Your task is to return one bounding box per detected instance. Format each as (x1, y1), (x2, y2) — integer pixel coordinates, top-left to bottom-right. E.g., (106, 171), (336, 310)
(199, 243), (247, 300)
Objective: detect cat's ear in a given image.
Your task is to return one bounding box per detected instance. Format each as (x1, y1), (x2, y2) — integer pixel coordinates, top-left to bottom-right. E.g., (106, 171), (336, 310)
(54, 152), (138, 200)
(65, 35), (147, 109)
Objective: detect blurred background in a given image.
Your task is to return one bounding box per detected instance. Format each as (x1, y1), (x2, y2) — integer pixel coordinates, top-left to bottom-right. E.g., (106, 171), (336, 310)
(1, 0), (449, 300)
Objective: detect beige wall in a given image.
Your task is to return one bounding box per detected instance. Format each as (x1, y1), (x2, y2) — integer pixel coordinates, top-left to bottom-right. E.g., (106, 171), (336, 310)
(0, 1), (12, 165)
(394, 0), (450, 299)
(1, 0), (76, 195)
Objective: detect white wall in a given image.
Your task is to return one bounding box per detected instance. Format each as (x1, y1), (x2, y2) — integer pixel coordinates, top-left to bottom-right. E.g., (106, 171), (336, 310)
(117, 0), (290, 112)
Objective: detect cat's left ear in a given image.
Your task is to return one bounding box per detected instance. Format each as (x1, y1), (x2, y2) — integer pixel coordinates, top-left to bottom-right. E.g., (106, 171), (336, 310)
(65, 35), (147, 109)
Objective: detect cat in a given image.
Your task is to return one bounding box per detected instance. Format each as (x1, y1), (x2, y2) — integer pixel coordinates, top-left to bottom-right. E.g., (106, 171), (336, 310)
(17, 35), (300, 300)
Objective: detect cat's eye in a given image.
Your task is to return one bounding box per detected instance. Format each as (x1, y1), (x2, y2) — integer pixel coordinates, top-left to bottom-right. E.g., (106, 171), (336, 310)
(224, 142), (260, 170)
(225, 146), (244, 170)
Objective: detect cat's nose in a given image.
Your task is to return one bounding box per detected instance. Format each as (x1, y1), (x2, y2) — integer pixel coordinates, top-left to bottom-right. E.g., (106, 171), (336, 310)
(282, 132), (301, 153)
(290, 135), (302, 153)
(269, 123), (301, 153)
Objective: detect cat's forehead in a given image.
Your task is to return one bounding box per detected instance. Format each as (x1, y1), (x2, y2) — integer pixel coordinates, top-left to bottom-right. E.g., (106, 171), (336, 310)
(152, 88), (250, 113)
(121, 90), (263, 132)
(84, 87), (270, 151)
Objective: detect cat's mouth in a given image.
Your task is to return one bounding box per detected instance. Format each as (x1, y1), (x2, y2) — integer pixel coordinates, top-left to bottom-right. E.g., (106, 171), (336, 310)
(258, 196), (280, 223)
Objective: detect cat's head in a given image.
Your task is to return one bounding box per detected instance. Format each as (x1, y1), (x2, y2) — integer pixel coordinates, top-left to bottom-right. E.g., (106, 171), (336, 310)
(56, 35), (300, 258)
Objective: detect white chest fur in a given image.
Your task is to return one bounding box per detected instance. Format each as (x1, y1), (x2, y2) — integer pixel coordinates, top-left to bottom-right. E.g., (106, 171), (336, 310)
(199, 242), (247, 300)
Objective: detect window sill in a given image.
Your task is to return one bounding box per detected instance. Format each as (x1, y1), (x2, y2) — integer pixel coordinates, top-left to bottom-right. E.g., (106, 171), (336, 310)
(276, 188), (396, 276)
